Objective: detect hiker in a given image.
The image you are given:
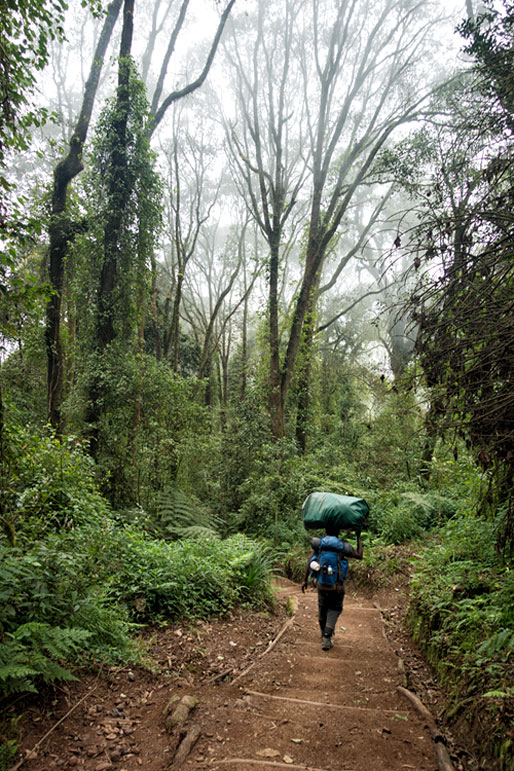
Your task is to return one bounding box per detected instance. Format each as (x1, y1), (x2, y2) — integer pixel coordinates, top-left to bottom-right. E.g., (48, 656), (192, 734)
(301, 526), (363, 651)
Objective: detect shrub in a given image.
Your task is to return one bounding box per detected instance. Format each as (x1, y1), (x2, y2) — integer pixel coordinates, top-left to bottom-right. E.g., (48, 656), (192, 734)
(407, 515), (514, 767)
(103, 530), (275, 620)
(228, 539), (276, 609)
(350, 541), (409, 588)
(367, 490), (457, 545)
(0, 537), (125, 698)
(379, 507), (423, 545)
(280, 541), (312, 582)
(1, 425), (110, 545)
(0, 526), (277, 697)
(0, 537), (134, 696)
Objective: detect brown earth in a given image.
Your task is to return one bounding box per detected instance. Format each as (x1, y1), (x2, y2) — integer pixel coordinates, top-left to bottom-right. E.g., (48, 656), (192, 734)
(6, 577), (480, 771)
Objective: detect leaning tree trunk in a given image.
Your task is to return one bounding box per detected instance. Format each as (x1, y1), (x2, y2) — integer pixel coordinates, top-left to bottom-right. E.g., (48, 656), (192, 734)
(45, 0), (123, 433)
(240, 266), (248, 400)
(273, 211), (325, 440)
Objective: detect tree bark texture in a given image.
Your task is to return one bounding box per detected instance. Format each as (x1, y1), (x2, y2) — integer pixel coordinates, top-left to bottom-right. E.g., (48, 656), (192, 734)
(295, 294), (318, 454)
(45, 0), (123, 432)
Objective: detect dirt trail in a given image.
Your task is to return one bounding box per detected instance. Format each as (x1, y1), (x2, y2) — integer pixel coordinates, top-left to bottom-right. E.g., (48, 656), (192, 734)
(12, 579), (449, 771)
(178, 579), (439, 771)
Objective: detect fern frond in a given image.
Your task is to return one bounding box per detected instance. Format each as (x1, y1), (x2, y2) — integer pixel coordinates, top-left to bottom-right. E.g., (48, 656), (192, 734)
(400, 492), (434, 511)
(152, 488), (220, 540)
(166, 525), (218, 539)
(0, 664), (38, 681)
(0, 622), (90, 696)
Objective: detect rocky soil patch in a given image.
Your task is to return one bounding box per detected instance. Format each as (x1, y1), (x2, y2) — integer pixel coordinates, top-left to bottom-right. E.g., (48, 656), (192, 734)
(6, 604), (289, 771)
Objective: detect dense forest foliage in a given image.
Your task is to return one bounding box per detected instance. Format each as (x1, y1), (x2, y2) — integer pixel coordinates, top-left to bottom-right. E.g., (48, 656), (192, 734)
(0, 0), (513, 768)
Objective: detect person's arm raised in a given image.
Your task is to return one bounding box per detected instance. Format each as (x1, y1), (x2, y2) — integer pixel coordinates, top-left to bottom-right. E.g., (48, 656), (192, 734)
(343, 532), (363, 560)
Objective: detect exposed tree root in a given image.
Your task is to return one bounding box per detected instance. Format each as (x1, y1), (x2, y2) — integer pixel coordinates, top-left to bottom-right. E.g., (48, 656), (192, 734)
(398, 685), (456, 771)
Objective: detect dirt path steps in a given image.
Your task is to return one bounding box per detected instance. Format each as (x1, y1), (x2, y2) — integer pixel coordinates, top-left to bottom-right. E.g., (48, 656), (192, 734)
(183, 581), (439, 771)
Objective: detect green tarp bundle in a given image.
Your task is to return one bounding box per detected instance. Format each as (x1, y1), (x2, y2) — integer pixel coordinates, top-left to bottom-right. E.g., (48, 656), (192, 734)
(302, 491), (369, 531)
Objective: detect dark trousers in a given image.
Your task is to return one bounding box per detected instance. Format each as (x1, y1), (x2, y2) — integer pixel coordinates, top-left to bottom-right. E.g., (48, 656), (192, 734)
(318, 587), (344, 637)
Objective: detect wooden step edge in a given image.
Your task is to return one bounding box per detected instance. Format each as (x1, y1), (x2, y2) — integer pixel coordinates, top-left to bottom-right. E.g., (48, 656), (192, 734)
(245, 690), (410, 716)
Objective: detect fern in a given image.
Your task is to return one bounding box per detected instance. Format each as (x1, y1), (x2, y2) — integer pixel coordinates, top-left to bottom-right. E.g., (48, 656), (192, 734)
(228, 541), (276, 609)
(152, 488), (221, 539)
(399, 492), (457, 528)
(170, 524), (218, 539)
(0, 623), (92, 695)
(12, 621), (91, 652)
(0, 740), (18, 771)
(478, 628), (514, 657)
(0, 663), (38, 683)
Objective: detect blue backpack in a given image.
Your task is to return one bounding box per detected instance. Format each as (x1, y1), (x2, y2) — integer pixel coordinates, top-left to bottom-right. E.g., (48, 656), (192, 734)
(310, 535), (348, 590)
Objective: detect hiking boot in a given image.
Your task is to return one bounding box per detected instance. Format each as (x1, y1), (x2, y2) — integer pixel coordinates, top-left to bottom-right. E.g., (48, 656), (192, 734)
(321, 635), (333, 650)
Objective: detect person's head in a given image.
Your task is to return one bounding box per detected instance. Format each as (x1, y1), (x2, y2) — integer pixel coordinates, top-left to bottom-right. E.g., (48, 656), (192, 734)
(325, 525), (340, 537)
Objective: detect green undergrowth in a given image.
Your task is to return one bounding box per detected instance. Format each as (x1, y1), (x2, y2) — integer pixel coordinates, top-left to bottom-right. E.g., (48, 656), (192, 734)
(279, 538), (315, 582)
(350, 540), (418, 589)
(407, 517), (514, 770)
(100, 528), (277, 620)
(365, 489), (458, 545)
(0, 739), (17, 771)
(0, 528), (275, 699)
(0, 427), (276, 701)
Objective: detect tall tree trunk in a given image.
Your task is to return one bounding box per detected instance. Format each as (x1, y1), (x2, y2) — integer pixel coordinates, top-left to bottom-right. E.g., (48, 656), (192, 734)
(87, 0), (135, 459)
(162, 281), (174, 361)
(97, 0), (134, 351)
(169, 272), (184, 371)
(128, 272), (148, 503)
(295, 301), (316, 454)
(204, 359), (213, 408)
(275, 217), (324, 439)
(45, 0), (123, 433)
(419, 403), (438, 488)
(219, 348), (229, 430)
(150, 251), (162, 360)
(268, 235), (285, 437)
(240, 260), (248, 400)
(0, 385), (14, 545)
